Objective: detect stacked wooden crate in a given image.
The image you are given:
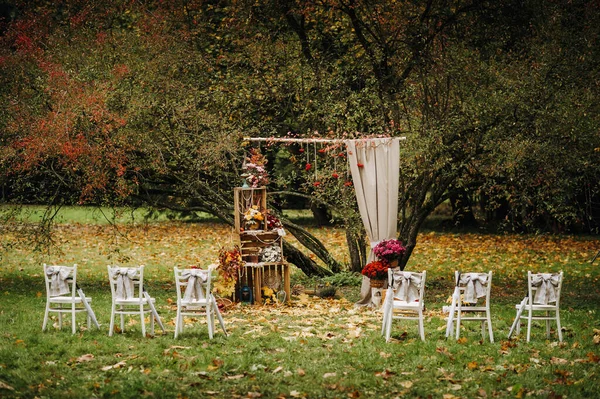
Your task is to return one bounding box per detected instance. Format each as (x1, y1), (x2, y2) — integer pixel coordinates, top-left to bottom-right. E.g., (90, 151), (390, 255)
(233, 187), (290, 304)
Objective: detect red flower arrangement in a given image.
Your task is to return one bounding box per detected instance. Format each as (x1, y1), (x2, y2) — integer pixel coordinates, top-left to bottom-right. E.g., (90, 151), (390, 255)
(361, 260), (389, 280)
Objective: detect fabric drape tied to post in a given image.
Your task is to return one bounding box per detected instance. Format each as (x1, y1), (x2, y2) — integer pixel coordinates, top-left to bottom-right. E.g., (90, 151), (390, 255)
(394, 272), (421, 303)
(46, 266), (71, 296)
(460, 273), (488, 304)
(182, 269), (208, 302)
(113, 268), (138, 299)
(532, 273), (560, 304)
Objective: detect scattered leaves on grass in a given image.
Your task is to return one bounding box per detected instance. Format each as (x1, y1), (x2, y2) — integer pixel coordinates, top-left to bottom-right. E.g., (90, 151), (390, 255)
(0, 380), (15, 391)
(101, 361), (126, 371)
(76, 354), (94, 363)
(593, 329), (600, 344)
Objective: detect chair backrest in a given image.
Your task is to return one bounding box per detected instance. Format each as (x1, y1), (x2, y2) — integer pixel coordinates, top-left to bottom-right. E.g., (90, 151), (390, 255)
(456, 271), (492, 305)
(44, 264), (77, 298)
(174, 267), (211, 302)
(388, 269), (426, 303)
(107, 265), (144, 300)
(528, 271), (563, 306)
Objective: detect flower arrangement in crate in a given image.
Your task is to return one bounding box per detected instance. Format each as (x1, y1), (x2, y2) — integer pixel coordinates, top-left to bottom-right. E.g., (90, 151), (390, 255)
(373, 239), (406, 266)
(260, 245), (282, 263)
(243, 205), (264, 230)
(213, 246), (243, 297)
(241, 148), (269, 188)
(266, 212), (286, 237)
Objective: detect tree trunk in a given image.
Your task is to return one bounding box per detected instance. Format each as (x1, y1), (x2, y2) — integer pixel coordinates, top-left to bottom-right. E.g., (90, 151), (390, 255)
(282, 241), (332, 277)
(450, 189), (477, 227)
(346, 229), (366, 273)
(310, 202), (333, 226)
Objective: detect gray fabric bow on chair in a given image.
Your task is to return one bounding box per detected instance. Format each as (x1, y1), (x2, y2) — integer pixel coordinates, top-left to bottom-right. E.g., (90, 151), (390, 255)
(113, 268), (138, 299)
(532, 273), (560, 304)
(182, 269), (208, 302)
(459, 273), (488, 304)
(46, 266), (71, 296)
(394, 272), (421, 303)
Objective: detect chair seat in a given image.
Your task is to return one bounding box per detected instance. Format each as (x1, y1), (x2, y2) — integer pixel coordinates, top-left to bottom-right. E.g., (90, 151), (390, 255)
(180, 299), (210, 307)
(516, 304), (557, 311)
(392, 299), (422, 309)
(49, 296), (91, 304)
(115, 297), (154, 305)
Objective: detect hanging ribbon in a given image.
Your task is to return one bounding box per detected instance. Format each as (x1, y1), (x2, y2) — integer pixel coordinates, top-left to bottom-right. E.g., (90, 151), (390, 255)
(531, 273), (561, 304)
(459, 273), (488, 304)
(182, 269), (208, 302)
(393, 271), (422, 303)
(46, 266), (71, 296)
(113, 267), (138, 299)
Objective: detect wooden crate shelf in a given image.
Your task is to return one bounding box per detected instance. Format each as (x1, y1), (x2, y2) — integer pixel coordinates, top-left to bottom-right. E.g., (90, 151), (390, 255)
(232, 187), (290, 304)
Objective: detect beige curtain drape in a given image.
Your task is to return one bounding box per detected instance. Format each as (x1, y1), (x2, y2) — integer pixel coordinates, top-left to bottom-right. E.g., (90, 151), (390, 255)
(345, 138), (400, 306)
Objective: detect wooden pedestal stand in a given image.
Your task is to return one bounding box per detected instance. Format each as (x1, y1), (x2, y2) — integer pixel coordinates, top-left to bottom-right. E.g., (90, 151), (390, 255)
(233, 187), (290, 304)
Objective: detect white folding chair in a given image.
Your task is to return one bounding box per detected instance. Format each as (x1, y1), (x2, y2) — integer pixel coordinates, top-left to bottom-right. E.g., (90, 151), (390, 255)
(513, 271), (563, 342)
(174, 267), (227, 339)
(446, 271), (494, 342)
(381, 270), (426, 342)
(42, 264), (93, 334)
(107, 265), (160, 337)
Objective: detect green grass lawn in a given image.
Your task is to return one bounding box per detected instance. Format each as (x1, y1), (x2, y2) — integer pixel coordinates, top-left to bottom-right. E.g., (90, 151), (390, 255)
(1, 211), (599, 398)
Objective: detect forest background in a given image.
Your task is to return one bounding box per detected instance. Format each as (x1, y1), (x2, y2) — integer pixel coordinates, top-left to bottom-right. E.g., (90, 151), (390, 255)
(0, 0), (599, 275)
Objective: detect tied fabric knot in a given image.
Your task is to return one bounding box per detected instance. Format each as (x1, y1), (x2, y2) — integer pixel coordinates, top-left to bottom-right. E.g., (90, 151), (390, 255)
(460, 273), (488, 304)
(394, 272), (422, 303)
(46, 266), (71, 296)
(113, 268), (138, 299)
(532, 273), (560, 305)
(182, 269), (208, 302)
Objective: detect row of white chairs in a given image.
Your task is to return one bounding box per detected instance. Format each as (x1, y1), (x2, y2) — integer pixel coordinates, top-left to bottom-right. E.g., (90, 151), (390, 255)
(43, 263), (563, 343)
(43, 264), (226, 338)
(381, 270), (563, 343)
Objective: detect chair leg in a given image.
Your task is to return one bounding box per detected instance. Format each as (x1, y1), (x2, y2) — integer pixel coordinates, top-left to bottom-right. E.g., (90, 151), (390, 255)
(455, 308), (462, 340)
(419, 311), (425, 341)
(109, 305), (115, 336)
(385, 311), (392, 342)
(120, 307), (125, 332)
(527, 308), (533, 343)
(546, 311), (551, 338)
(207, 305), (214, 339)
(556, 310), (563, 342)
(487, 312), (494, 343)
(42, 302), (50, 331)
(174, 308), (180, 338)
(515, 310), (521, 335)
(72, 303), (77, 334)
(140, 304), (146, 337)
(150, 308), (155, 335)
(58, 310), (63, 330)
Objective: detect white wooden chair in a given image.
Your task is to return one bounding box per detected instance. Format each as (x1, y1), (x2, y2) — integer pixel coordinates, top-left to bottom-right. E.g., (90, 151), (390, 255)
(42, 264), (93, 334)
(174, 267), (227, 339)
(446, 271), (494, 342)
(381, 270), (426, 341)
(514, 271), (563, 342)
(107, 265), (159, 337)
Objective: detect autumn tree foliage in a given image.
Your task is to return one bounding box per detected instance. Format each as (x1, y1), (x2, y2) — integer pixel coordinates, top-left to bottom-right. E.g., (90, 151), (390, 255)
(1, 0), (598, 274)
